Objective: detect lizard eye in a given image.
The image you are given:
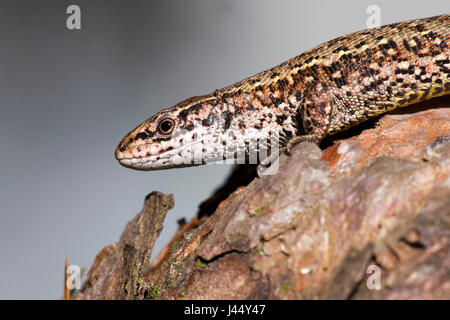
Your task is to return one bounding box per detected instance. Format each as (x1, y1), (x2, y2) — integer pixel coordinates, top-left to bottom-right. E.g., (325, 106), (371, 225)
(158, 118), (175, 135)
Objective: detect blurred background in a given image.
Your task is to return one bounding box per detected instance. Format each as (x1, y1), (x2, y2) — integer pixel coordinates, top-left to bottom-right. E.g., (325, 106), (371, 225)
(0, 0), (447, 299)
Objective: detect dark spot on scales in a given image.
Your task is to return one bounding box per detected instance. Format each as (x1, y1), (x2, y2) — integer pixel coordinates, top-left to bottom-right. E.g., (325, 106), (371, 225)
(135, 132), (151, 140)
(304, 57), (313, 64)
(423, 31), (437, 41)
(413, 36), (424, 50)
(276, 115), (287, 125)
(179, 109), (189, 123)
(202, 113), (216, 126)
(403, 39), (412, 51)
(189, 103), (203, 115)
(355, 41), (366, 49)
(222, 111), (232, 130)
(270, 72), (279, 79)
(152, 136), (172, 142)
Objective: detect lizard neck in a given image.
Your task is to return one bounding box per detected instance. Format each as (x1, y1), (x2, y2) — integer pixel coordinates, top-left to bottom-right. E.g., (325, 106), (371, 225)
(215, 76), (304, 154)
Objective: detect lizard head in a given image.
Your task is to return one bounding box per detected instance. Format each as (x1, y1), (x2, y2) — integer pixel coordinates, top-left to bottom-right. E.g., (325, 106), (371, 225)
(115, 94), (227, 170)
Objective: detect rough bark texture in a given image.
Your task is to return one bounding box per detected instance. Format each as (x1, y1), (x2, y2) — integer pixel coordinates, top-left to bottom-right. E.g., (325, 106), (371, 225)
(74, 98), (450, 300)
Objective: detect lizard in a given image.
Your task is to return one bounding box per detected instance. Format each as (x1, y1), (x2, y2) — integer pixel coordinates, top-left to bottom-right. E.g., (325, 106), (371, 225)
(115, 14), (449, 174)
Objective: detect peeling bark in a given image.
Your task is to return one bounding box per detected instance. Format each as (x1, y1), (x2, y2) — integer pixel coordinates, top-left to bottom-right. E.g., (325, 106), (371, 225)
(74, 192), (174, 300)
(74, 97), (450, 300)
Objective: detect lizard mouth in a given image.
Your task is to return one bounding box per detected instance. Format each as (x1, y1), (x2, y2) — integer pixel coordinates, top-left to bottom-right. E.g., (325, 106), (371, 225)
(115, 139), (207, 171)
(117, 156), (199, 171)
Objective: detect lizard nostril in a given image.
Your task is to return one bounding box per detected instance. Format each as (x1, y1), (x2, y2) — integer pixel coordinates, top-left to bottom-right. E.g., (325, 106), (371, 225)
(114, 146), (123, 160)
(115, 137), (129, 159)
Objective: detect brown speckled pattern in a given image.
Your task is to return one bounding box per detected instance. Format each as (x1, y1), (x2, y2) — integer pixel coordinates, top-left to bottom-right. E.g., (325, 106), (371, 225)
(116, 14), (449, 170)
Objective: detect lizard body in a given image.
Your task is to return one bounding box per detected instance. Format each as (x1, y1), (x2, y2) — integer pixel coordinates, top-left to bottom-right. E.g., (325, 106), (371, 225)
(115, 14), (449, 171)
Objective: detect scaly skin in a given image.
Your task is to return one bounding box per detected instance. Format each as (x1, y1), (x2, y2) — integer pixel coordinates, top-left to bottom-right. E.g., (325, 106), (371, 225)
(115, 14), (449, 171)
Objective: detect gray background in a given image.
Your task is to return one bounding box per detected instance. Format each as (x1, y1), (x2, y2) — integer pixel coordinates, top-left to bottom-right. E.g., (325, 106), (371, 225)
(0, 0), (447, 299)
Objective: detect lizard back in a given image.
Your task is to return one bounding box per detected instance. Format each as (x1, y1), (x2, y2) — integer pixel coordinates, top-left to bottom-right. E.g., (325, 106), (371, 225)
(218, 14), (449, 137)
